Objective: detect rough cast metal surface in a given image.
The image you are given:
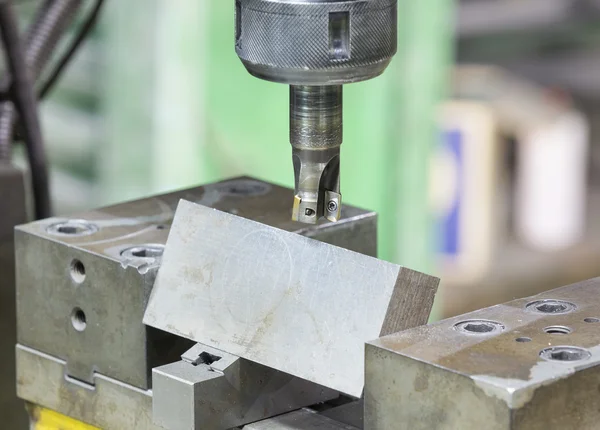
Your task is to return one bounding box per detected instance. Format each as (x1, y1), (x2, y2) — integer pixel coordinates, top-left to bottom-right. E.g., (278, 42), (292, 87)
(0, 165), (28, 429)
(15, 177), (376, 391)
(144, 200), (439, 397)
(245, 409), (359, 430)
(236, 0), (398, 85)
(153, 344), (336, 430)
(365, 278), (600, 430)
(16, 344), (159, 430)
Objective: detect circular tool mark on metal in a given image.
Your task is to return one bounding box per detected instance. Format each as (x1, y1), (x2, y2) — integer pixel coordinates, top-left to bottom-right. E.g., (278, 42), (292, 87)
(120, 244), (165, 260)
(454, 320), (505, 335)
(543, 325), (572, 335)
(516, 337), (532, 343)
(47, 220), (98, 237)
(539, 346), (591, 362)
(525, 299), (577, 315)
(216, 179), (271, 197)
(584, 317), (600, 323)
(71, 307), (87, 332)
(70, 259), (86, 284)
(214, 229), (292, 325)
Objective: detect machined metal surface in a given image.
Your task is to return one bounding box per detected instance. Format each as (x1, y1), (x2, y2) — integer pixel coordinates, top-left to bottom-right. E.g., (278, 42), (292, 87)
(16, 177), (376, 392)
(144, 199), (439, 397)
(0, 164), (28, 429)
(235, 0), (398, 85)
(365, 278), (600, 430)
(245, 409), (359, 430)
(153, 343), (337, 430)
(16, 344), (159, 430)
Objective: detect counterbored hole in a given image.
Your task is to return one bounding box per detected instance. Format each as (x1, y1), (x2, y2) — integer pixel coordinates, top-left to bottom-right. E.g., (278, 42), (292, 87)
(454, 320), (505, 335)
(120, 245), (165, 260)
(218, 180), (270, 196)
(525, 299), (576, 315)
(516, 337), (532, 343)
(70, 259), (85, 283)
(540, 346), (591, 362)
(132, 248), (162, 258)
(584, 317), (600, 323)
(47, 220), (98, 237)
(544, 325), (572, 335)
(465, 323), (494, 333)
(71, 308), (87, 332)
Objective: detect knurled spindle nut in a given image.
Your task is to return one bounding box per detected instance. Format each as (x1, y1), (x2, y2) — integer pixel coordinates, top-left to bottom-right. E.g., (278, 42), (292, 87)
(235, 0), (398, 85)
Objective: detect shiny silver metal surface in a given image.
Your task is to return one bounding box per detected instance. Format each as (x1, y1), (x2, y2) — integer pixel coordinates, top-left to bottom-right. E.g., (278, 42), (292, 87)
(291, 85), (342, 223)
(16, 344), (159, 430)
(235, 0), (397, 85)
(246, 409), (359, 430)
(16, 177), (376, 392)
(153, 343), (337, 429)
(0, 164), (28, 429)
(144, 199), (439, 397)
(365, 278), (600, 430)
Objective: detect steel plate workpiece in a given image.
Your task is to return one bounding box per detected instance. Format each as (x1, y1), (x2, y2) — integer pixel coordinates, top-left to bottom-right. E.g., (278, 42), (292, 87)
(144, 200), (439, 397)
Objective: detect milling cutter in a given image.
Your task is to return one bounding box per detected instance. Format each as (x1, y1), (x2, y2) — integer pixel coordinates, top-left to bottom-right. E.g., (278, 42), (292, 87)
(235, 0), (397, 224)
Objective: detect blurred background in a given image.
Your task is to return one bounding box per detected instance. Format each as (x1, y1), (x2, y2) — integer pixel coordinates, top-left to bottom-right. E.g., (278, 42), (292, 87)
(10, 0), (600, 320)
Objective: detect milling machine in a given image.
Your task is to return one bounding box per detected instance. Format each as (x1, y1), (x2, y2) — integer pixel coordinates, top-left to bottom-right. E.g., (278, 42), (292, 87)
(5, 1), (600, 430)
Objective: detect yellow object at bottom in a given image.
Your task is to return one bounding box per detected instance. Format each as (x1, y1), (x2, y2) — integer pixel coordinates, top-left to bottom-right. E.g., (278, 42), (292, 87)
(28, 404), (100, 430)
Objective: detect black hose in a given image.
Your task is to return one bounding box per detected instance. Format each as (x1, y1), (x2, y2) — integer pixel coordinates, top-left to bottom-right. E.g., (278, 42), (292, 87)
(0, 0), (82, 160)
(0, 103), (12, 162)
(0, 0), (57, 153)
(0, 1), (51, 219)
(39, 0), (104, 99)
(27, 0), (82, 79)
